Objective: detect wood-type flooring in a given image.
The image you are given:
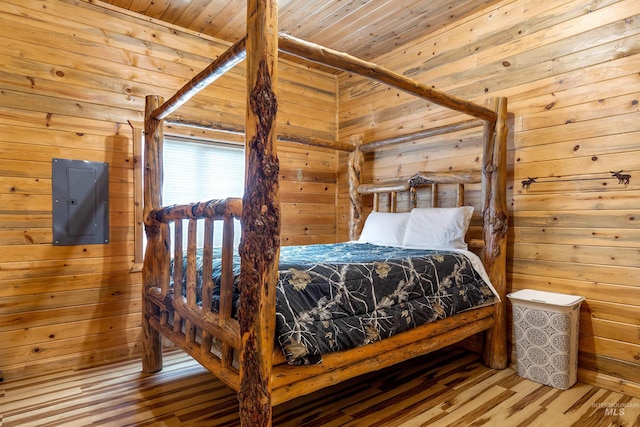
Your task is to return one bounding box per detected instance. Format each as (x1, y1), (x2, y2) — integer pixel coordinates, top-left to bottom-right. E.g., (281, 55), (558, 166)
(2, 347), (639, 426)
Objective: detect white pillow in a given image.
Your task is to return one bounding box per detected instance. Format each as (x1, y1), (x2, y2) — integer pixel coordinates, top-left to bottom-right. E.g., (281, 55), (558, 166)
(358, 211), (410, 247)
(402, 207), (474, 250)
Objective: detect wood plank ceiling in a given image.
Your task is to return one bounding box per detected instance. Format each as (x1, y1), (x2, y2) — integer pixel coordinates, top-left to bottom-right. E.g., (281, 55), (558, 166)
(100, 0), (497, 62)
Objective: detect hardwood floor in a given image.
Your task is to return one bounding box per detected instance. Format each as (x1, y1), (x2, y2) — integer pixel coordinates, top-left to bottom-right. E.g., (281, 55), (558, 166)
(1, 347), (639, 426)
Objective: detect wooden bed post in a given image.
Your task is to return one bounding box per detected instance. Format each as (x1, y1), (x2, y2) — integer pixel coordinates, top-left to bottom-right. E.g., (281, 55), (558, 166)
(482, 97), (509, 370)
(238, 0), (279, 426)
(348, 134), (363, 240)
(142, 95), (166, 373)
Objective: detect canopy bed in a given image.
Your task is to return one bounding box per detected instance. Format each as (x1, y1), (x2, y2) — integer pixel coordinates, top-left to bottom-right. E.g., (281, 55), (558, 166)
(141, 2), (509, 426)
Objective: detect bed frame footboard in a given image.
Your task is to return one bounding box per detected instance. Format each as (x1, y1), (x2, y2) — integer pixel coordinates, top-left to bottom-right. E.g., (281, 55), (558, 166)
(142, 197), (244, 389)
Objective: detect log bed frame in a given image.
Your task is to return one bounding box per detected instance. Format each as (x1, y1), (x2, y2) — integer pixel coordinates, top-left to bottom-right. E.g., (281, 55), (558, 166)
(142, 2), (509, 426)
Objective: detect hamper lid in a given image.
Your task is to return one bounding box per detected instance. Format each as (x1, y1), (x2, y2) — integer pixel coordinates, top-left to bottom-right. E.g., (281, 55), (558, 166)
(507, 289), (584, 307)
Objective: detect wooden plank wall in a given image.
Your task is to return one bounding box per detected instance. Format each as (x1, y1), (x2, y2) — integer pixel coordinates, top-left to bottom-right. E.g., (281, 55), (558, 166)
(337, 0), (640, 396)
(0, 0), (337, 381)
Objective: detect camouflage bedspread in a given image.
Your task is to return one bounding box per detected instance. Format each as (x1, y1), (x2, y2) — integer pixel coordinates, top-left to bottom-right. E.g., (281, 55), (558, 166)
(171, 242), (496, 365)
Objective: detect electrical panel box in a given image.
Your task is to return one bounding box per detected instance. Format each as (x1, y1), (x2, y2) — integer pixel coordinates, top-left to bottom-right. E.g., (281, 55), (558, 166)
(52, 158), (109, 246)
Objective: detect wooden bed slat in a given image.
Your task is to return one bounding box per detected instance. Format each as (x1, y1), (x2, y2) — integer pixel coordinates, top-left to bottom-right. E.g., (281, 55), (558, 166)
(457, 184), (465, 207)
(172, 220), (184, 332)
(220, 213), (236, 369)
(202, 217), (215, 316)
(201, 217), (215, 355)
(186, 219), (198, 310)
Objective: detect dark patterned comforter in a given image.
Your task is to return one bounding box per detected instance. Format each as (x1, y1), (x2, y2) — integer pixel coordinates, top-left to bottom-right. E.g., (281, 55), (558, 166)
(171, 242), (496, 365)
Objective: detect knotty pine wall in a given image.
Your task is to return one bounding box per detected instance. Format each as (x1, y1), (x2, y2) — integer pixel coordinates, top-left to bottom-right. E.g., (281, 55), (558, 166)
(337, 0), (640, 396)
(0, 0), (338, 381)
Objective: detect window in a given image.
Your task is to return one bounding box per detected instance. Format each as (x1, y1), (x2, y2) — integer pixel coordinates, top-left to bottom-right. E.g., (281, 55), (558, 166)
(163, 138), (244, 205)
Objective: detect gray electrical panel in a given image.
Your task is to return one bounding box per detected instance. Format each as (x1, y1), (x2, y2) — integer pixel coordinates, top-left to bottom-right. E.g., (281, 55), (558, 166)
(52, 158), (109, 245)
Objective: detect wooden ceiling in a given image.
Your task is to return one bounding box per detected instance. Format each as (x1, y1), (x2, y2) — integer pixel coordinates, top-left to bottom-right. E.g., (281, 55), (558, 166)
(100, 0), (496, 61)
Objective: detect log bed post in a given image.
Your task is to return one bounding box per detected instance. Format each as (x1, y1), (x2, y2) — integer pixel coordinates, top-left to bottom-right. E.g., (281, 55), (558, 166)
(142, 95), (167, 373)
(348, 134), (364, 240)
(482, 97), (509, 370)
(238, 0), (279, 426)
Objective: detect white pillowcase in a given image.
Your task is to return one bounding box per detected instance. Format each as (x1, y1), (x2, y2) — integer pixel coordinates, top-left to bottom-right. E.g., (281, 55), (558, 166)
(358, 211), (410, 247)
(401, 207), (474, 250)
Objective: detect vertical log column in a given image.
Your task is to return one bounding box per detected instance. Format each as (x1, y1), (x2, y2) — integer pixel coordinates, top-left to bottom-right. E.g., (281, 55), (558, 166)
(482, 97), (509, 370)
(238, 1), (279, 426)
(142, 95), (166, 373)
(348, 134), (364, 240)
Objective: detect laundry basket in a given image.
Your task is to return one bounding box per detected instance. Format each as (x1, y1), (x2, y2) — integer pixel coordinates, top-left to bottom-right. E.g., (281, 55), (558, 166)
(507, 289), (584, 390)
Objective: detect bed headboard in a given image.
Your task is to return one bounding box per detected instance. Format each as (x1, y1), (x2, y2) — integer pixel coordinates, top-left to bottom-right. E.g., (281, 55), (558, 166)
(357, 169), (484, 250)
(358, 169), (482, 211)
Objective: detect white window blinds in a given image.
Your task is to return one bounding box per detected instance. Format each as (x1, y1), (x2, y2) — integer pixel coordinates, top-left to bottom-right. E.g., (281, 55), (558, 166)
(163, 138), (244, 247)
(163, 138), (245, 204)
